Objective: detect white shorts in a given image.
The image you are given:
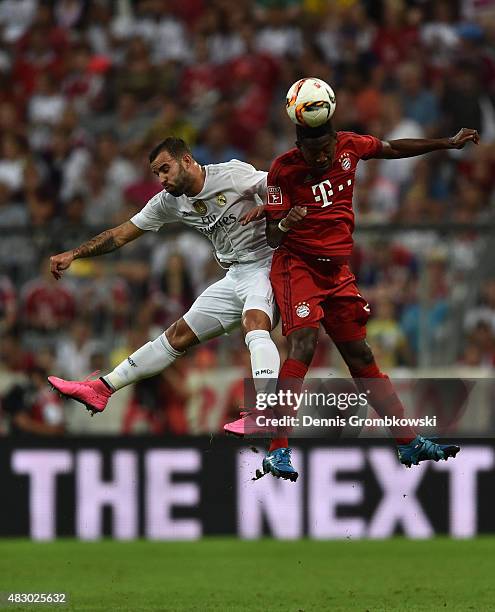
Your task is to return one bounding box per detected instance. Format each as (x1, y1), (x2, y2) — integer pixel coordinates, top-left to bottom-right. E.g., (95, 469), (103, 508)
(183, 256), (276, 342)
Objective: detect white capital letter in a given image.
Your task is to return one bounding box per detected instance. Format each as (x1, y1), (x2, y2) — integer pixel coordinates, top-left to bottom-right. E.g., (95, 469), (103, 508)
(309, 448), (365, 538)
(12, 450), (72, 541)
(368, 448), (432, 538)
(237, 449), (302, 539)
(146, 450), (201, 540)
(434, 447), (493, 537)
(76, 450), (138, 540)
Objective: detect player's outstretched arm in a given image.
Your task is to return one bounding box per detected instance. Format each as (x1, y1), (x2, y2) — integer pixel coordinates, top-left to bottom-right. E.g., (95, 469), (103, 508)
(50, 220), (145, 280)
(375, 128), (480, 160)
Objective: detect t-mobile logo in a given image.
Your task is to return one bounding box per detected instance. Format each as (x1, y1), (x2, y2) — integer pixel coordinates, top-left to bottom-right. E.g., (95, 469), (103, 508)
(312, 180), (334, 207)
(312, 179), (352, 207)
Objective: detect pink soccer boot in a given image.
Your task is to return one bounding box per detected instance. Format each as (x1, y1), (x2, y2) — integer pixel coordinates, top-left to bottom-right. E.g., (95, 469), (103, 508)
(223, 410), (276, 438)
(48, 373), (113, 416)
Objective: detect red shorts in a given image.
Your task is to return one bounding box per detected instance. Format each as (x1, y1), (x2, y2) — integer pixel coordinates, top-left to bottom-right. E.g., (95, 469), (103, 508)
(270, 247), (370, 342)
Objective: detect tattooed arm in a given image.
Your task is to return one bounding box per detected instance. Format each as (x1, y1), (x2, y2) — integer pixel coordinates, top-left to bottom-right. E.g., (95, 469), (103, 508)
(50, 221), (145, 280)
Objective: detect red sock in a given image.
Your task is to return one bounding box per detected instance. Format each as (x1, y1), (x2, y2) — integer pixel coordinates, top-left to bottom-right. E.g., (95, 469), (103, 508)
(269, 437), (289, 451)
(269, 358), (308, 452)
(350, 362), (416, 444)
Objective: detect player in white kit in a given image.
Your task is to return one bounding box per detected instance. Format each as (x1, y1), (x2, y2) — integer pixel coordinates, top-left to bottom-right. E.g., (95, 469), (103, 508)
(47, 137), (279, 418)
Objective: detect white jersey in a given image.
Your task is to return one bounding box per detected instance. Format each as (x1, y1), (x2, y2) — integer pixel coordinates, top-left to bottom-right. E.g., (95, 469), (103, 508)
(131, 160), (273, 264)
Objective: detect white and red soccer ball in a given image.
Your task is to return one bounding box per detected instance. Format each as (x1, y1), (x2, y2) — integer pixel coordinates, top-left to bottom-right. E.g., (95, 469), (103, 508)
(286, 77), (336, 128)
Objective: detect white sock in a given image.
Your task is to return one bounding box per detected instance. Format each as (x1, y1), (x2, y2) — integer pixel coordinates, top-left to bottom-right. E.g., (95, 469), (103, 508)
(245, 329), (280, 397)
(104, 334), (184, 391)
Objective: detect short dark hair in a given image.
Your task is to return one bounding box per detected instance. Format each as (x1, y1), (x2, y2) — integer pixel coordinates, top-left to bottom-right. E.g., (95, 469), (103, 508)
(149, 137), (192, 163)
(296, 120), (336, 143)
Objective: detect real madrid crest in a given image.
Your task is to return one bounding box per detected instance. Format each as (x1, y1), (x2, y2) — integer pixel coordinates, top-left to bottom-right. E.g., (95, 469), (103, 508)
(193, 200), (207, 215)
(216, 193), (227, 206)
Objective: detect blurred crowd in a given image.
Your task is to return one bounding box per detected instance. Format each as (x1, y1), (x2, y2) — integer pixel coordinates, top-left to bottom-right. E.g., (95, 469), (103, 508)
(1, 0), (495, 435)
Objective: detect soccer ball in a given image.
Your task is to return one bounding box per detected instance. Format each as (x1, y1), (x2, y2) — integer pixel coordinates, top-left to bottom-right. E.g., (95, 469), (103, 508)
(286, 78), (336, 128)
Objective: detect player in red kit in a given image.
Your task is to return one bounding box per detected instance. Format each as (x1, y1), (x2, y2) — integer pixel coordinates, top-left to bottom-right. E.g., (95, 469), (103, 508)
(225, 120), (479, 480)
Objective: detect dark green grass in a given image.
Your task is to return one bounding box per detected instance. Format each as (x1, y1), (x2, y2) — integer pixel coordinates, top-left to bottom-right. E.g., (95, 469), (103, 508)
(0, 538), (494, 612)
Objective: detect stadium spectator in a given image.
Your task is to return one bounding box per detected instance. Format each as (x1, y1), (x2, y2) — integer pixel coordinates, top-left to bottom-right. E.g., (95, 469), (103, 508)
(367, 294), (413, 368)
(0, 274), (17, 334)
(1, 366), (65, 435)
(0, 0), (38, 45)
(463, 320), (495, 366)
(104, 91), (153, 149)
(371, 0), (418, 71)
(12, 15), (67, 99)
(53, 0), (86, 31)
(0, 101), (25, 142)
(458, 340), (485, 366)
(113, 36), (165, 102)
(92, 131), (138, 193)
(358, 238), (417, 305)
(122, 146), (162, 212)
(193, 121), (243, 165)
(122, 359), (190, 435)
(355, 158), (400, 221)
(115, 325), (190, 435)
(465, 278), (495, 334)
(255, 3), (303, 58)
(148, 253), (195, 331)
(55, 320), (104, 381)
(398, 62), (440, 135)
(378, 94), (424, 189)
(420, 0), (460, 72)
(78, 158), (123, 226)
(70, 262), (131, 335)
(400, 250), (451, 355)
(0, 180), (28, 230)
(180, 35), (221, 130)
(20, 262), (76, 335)
(146, 100), (197, 149)
(27, 71), (67, 150)
(43, 126), (89, 201)
(0, 134), (29, 193)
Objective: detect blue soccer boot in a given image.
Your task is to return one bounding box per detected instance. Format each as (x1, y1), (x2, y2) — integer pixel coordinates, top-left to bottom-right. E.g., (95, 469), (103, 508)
(262, 447), (299, 481)
(398, 435), (460, 468)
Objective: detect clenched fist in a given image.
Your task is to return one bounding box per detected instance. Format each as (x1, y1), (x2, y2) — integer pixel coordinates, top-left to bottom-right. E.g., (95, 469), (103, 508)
(280, 206), (307, 230)
(50, 251), (74, 280)
(449, 128), (480, 149)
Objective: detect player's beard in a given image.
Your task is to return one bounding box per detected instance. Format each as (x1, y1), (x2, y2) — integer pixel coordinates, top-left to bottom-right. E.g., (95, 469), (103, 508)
(165, 165), (190, 197)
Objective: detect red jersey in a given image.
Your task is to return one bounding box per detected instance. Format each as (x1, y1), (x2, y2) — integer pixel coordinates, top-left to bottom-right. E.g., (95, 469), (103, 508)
(265, 131), (382, 257)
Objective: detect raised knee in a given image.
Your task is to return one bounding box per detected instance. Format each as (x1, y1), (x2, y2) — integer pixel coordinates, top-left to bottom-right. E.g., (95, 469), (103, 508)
(242, 308), (272, 335)
(165, 320), (196, 352)
(165, 322), (181, 350)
